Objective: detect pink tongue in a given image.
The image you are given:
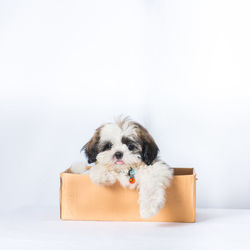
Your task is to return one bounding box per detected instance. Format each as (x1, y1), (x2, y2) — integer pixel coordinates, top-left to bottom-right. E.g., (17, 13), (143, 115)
(115, 160), (124, 165)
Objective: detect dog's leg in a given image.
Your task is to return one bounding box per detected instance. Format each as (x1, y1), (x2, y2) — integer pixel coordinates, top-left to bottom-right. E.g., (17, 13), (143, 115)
(136, 161), (173, 219)
(89, 164), (116, 186)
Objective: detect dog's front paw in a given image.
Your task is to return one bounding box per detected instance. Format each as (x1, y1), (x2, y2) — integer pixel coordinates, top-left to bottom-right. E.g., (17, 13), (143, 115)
(90, 174), (116, 186)
(140, 205), (157, 219)
(89, 166), (116, 186)
(139, 201), (162, 219)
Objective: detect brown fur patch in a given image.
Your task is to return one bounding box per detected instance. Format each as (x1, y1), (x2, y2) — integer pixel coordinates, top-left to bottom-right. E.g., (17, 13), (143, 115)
(132, 122), (159, 165)
(84, 125), (102, 151)
(83, 125), (104, 163)
(133, 122), (158, 147)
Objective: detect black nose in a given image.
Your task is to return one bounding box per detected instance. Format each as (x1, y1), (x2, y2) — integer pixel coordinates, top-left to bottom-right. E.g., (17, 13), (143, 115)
(114, 151), (123, 159)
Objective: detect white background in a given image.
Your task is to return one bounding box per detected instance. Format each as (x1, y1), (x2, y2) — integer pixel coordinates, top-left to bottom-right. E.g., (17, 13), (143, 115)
(1, 0), (250, 214)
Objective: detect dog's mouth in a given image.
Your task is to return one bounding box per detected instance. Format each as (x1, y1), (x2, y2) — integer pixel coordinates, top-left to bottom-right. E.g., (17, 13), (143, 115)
(115, 160), (125, 165)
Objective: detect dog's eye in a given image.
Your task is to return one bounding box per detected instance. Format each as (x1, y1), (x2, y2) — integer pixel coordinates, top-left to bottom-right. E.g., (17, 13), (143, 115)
(128, 144), (135, 151)
(103, 142), (112, 151)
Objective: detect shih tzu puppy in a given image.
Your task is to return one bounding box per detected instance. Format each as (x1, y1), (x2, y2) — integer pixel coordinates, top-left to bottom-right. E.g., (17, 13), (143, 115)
(70, 117), (173, 219)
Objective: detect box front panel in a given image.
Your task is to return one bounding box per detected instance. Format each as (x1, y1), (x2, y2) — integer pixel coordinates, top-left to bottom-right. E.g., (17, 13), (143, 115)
(60, 169), (196, 222)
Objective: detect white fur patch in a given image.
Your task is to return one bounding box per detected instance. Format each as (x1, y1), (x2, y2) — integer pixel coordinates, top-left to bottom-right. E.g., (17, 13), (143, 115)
(70, 161), (88, 174)
(100, 123), (122, 143)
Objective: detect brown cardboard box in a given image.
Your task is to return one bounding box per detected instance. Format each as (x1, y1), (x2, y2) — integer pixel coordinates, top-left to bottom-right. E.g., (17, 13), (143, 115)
(60, 168), (197, 222)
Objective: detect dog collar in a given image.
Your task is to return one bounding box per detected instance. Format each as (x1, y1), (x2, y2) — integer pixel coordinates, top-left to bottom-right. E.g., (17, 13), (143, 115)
(128, 168), (135, 184)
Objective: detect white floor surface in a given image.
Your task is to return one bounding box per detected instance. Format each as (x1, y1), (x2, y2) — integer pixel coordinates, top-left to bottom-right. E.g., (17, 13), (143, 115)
(0, 208), (249, 250)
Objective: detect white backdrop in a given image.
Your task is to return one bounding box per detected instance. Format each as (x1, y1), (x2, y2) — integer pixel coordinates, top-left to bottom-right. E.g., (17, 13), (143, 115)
(1, 0), (250, 212)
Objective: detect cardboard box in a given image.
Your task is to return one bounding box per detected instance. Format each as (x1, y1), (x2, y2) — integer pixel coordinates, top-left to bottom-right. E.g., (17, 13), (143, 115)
(60, 168), (197, 222)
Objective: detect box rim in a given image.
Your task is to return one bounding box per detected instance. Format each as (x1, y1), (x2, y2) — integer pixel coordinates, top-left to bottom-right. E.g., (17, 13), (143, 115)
(61, 167), (196, 177)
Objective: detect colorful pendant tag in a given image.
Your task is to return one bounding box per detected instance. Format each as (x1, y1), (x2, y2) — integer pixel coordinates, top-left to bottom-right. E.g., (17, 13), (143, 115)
(129, 177), (135, 184)
(128, 168), (135, 184)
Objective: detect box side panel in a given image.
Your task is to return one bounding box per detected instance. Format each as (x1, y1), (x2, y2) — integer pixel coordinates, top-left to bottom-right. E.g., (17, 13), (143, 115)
(60, 176), (62, 219)
(193, 173), (196, 222)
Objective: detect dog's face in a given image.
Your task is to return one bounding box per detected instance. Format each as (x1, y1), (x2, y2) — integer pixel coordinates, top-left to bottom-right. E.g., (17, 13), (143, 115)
(82, 118), (159, 167)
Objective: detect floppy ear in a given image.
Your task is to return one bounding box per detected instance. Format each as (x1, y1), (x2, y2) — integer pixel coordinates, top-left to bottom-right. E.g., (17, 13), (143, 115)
(141, 140), (159, 165)
(81, 127), (102, 164)
(135, 123), (159, 165)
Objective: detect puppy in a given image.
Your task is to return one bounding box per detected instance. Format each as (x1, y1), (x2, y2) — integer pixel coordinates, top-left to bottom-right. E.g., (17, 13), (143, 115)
(70, 117), (173, 218)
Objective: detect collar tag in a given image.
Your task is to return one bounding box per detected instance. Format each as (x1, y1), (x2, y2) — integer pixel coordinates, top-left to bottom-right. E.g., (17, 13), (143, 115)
(128, 168), (135, 184)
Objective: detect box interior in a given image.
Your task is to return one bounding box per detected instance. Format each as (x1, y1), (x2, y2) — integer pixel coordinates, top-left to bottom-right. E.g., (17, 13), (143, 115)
(173, 168), (194, 175)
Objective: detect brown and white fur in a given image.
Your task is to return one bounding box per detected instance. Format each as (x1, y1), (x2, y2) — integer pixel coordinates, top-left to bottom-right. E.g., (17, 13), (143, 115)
(70, 117), (173, 218)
